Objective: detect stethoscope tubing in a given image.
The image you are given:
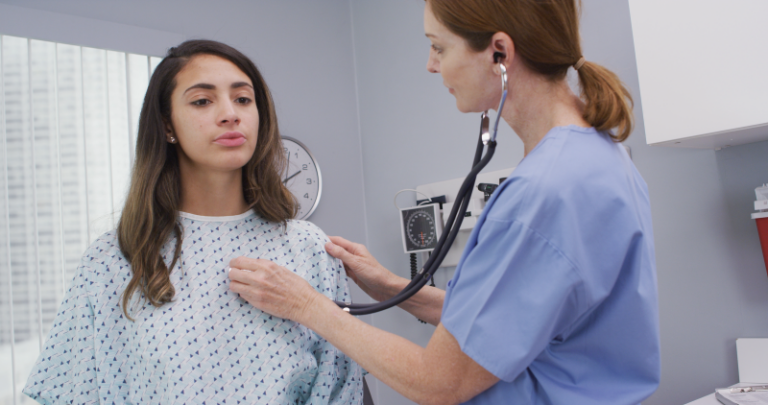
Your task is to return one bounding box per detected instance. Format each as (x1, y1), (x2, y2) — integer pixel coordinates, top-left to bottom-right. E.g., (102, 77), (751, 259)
(337, 138), (496, 315)
(335, 63), (507, 316)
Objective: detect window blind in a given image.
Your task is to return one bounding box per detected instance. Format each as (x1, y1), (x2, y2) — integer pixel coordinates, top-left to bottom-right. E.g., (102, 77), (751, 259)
(0, 34), (161, 405)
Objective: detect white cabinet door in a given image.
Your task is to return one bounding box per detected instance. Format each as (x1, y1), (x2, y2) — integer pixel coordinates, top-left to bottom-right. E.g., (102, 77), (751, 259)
(628, 0), (768, 149)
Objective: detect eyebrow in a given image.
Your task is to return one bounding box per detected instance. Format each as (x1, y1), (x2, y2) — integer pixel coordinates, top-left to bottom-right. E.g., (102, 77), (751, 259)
(183, 81), (254, 94)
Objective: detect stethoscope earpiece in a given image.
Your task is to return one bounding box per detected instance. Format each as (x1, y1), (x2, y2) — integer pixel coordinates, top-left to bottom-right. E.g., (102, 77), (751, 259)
(485, 58), (508, 145)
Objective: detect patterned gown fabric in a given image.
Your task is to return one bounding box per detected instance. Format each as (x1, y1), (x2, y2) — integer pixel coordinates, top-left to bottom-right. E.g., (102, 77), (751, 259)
(23, 211), (364, 405)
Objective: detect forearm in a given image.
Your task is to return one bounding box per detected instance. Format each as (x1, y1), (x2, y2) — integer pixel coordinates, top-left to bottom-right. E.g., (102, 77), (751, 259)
(381, 276), (445, 325)
(302, 297), (455, 405)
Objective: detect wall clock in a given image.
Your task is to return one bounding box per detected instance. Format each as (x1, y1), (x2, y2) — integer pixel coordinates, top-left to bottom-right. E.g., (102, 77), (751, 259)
(281, 136), (322, 220)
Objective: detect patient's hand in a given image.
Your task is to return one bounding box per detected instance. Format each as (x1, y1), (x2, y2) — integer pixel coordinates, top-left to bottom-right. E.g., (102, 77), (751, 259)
(325, 236), (403, 303)
(228, 257), (322, 324)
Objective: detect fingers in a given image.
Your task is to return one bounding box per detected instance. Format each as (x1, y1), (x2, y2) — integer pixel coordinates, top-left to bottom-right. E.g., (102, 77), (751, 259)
(328, 235), (351, 247)
(229, 279), (248, 294)
(344, 267), (359, 284)
(228, 266), (256, 284)
(328, 236), (367, 255)
(230, 256), (271, 271)
(325, 241), (352, 261)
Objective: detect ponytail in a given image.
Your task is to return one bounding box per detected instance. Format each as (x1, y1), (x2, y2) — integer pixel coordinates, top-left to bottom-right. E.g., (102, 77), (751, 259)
(429, 0), (636, 142)
(577, 61), (634, 142)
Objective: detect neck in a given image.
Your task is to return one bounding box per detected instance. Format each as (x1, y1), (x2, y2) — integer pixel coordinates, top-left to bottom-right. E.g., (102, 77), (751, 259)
(178, 159), (249, 217)
(500, 70), (590, 156)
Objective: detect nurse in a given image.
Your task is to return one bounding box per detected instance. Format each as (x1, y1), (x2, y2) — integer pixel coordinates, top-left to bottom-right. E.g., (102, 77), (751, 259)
(228, 0), (660, 404)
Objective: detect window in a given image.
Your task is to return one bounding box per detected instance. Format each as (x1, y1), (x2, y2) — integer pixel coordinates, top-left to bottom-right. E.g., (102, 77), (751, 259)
(0, 34), (161, 405)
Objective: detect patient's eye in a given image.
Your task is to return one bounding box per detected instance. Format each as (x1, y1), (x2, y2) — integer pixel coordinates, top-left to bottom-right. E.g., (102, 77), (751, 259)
(191, 99), (211, 106)
(235, 97), (252, 105)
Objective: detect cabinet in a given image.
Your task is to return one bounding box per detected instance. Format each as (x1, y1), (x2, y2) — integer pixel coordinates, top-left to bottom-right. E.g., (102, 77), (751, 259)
(628, 0), (768, 149)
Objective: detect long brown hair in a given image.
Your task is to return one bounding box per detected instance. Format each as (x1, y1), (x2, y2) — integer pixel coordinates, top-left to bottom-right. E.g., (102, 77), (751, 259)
(117, 40), (297, 320)
(428, 0), (634, 141)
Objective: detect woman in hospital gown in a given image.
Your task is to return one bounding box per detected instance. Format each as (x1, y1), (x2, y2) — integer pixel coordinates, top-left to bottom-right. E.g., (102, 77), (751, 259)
(23, 40), (364, 405)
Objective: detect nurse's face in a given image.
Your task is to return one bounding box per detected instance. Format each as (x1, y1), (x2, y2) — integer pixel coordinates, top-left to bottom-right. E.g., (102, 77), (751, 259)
(424, 2), (501, 113)
(168, 54), (259, 174)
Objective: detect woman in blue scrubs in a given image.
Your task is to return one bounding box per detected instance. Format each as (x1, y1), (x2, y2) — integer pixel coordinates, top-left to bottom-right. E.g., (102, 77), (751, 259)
(229, 0), (660, 403)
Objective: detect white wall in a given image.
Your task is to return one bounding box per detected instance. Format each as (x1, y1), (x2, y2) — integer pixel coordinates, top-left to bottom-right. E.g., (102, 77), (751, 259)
(349, 1), (768, 404)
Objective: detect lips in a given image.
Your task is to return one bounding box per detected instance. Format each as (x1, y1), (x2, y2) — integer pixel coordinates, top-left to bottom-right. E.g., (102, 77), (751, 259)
(213, 132), (246, 147)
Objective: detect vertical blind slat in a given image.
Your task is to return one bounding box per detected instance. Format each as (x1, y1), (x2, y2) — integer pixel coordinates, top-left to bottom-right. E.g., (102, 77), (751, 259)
(27, 38), (44, 354)
(103, 53), (114, 228)
(54, 44), (66, 298)
(106, 51), (130, 227)
(1, 35), (20, 405)
(125, 53), (134, 169)
(78, 47), (90, 246)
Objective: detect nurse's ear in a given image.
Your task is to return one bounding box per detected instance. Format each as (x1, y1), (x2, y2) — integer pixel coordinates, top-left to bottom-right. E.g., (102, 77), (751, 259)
(489, 31), (515, 75)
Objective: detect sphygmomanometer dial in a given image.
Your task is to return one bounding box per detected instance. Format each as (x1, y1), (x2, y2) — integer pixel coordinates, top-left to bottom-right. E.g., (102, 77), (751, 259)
(401, 205), (441, 252)
(281, 136), (322, 220)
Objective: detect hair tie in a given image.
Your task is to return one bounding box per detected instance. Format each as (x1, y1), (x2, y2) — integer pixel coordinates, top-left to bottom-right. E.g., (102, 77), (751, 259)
(574, 56), (586, 71)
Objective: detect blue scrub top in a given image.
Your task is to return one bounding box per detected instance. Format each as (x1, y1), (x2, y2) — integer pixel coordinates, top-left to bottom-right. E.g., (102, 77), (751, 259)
(442, 126), (660, 405)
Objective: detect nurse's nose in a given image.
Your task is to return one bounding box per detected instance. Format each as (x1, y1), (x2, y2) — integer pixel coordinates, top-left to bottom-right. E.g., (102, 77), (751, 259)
(426, 51), (439, 73)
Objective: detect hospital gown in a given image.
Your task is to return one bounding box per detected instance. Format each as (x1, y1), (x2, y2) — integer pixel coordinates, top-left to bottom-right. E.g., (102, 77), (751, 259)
(23, 211), (364, 405)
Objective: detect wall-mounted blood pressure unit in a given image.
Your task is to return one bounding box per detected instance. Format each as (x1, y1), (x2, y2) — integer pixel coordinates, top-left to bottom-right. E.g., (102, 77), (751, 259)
(400, 204), (442, 254)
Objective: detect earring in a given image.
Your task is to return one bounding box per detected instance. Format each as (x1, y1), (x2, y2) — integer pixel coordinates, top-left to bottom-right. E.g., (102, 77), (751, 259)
(169, 137), (176, 144)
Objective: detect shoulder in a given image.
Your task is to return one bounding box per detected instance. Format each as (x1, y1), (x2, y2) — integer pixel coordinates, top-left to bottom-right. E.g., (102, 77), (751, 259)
(287, 219), (331, 245)
(480, 126), (654, 296)
(81, 230), (127, 268)
(73, 230), (131, 292)
(487, 126), (641, 224)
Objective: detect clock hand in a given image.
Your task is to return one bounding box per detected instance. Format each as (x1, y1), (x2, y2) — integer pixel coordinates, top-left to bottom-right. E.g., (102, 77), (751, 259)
(285, 151), (291, 181)
(283, 170), (302, 184)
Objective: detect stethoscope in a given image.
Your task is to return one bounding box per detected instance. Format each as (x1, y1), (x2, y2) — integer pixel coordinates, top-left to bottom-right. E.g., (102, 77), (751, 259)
(336, 57), (508, 316)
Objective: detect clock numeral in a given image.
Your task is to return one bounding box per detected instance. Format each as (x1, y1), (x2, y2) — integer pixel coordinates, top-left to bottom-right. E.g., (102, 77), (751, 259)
(281, 137), (320, 220)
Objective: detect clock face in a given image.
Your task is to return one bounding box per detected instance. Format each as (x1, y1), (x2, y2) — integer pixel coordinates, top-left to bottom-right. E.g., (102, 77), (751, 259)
(281, 136), (322, 220)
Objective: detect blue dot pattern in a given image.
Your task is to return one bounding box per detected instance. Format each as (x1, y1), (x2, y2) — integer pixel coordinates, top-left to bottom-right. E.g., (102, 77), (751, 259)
(23, 212), (364, 404)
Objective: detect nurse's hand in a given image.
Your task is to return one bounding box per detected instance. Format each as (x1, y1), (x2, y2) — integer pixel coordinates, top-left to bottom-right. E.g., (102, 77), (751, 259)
(228, 257), (322, 324)
(325, 236), (401, 302)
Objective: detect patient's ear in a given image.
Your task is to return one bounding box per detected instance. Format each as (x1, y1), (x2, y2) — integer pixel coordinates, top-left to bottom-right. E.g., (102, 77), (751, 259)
(164, 121), (175, 143)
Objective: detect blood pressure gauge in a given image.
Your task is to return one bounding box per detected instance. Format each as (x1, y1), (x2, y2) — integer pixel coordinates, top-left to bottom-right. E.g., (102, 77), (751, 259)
(400, 203), (442, 253)
(281, 136), (322, 220)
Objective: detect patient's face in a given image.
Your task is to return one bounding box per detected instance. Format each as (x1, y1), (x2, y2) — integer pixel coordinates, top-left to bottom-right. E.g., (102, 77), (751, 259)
(169, 54), (259, 174)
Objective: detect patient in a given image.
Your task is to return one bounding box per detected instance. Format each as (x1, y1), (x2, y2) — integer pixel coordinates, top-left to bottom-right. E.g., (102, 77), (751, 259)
(23, 40), (364, 404)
